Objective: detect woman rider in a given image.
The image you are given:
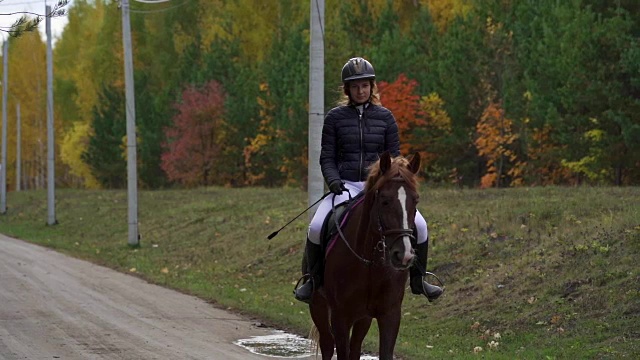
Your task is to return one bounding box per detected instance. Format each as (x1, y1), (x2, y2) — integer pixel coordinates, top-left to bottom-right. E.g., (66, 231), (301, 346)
(294, 57), (443, 304)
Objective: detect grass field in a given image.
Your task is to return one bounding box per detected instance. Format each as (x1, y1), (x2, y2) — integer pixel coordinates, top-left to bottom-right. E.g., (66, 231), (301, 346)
(0, 186), (638, 359)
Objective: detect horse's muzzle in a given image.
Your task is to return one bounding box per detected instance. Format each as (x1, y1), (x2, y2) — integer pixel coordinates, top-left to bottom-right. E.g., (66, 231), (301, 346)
(390, 247), (415, 270)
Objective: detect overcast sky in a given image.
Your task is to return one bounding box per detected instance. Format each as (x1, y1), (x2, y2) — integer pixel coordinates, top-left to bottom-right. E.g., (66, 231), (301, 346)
(0, 0), (73, 43)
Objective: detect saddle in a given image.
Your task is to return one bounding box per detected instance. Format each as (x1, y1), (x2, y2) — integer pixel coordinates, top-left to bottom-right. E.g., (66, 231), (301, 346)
(319, 192), (365, 254)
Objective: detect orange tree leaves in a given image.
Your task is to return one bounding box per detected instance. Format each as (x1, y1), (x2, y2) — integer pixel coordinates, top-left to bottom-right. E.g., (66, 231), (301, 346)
(377, 74), (423, 155)
(161, 81), (227, 187)
(475, 101), (525, 188)
(527, 124), (572, 185)
(378, 74), (454, 180)
(243, 82), (277, 186)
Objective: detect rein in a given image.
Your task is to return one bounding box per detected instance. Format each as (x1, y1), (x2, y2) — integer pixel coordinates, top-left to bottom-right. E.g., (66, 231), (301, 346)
(332, 184), (415, 267)
(332, 193), (373, 266)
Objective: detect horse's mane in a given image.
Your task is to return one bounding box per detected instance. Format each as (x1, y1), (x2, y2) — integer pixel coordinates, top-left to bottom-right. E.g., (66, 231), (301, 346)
(365, 155), (418, 193)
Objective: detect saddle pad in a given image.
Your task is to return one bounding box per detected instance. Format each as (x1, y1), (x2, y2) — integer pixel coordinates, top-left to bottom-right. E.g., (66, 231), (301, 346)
(321, 195), (365, 256)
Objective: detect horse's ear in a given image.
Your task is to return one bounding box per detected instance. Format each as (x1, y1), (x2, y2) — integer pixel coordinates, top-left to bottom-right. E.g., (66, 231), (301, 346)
(380, 151), (391, 174)
(409, 152), (421, 174)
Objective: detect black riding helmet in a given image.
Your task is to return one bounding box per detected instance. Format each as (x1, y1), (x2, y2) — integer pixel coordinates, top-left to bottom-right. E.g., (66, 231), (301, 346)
(341, 57), (375, 83)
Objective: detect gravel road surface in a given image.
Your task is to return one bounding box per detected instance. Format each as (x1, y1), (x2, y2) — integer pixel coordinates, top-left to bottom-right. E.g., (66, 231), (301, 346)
(0, 234), (294, 360)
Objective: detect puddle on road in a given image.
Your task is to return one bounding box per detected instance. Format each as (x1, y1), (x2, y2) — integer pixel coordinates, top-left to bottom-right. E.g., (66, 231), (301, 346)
(234, 330), (378, 359)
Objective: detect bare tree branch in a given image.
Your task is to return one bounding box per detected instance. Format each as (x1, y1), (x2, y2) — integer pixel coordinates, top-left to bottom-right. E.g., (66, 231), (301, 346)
(0, 0), (69, 37)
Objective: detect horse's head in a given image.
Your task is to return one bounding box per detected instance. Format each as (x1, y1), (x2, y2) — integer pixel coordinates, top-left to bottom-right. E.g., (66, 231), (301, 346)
(365, 151), (421, 270)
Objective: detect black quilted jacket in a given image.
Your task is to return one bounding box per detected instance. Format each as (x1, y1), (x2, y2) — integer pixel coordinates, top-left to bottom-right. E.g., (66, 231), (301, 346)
(320, 103), (400, 185)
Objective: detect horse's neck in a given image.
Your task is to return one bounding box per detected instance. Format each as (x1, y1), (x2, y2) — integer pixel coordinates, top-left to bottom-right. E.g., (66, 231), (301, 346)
(352, 196), (377, 253)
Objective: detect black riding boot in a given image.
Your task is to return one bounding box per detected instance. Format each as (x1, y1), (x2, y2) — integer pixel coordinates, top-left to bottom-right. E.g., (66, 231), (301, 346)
(294, 239), (323, 304)
(410, 241), (443, 302)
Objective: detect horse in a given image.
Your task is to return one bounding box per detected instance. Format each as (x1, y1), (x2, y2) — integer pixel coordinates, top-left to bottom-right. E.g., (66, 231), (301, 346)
(309, 151), (421, 360)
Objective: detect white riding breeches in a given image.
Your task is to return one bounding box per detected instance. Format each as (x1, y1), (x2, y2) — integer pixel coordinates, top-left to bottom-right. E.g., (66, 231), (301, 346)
(307, 180), (428, 245)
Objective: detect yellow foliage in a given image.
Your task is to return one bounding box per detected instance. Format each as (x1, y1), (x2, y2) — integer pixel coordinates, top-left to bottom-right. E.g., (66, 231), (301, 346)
(584, 129), (604, 142)
(424, 0), (473, 32)
(243, 83), (276, 183)
(561, 156), (604, 181)
(4, 31), (65, 190)
(561, 126), (607, 182)
(60, 122), (100, 189)
(200, 0), (303, 62)
(420, 92), (452, 132)
(54, 0), (111, 127)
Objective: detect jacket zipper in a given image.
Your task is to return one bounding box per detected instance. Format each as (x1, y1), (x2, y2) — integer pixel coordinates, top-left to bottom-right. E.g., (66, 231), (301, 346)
(358, 111), (364, 181)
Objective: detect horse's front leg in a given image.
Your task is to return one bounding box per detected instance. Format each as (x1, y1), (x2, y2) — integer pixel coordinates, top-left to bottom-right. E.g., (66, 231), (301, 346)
(349, 317), (373, 360)
(330, 310), (353, 360)
(310, 295), (334, 360)
(376, 307), (402, 360)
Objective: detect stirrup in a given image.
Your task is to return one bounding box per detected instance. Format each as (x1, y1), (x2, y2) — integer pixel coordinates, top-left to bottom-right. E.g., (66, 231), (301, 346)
(293, 274), (314, 303)
(424, 271), (445, 288)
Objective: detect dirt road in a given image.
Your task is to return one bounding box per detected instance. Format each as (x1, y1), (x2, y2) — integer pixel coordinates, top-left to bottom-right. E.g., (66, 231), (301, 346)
(0, 234), (293, 360)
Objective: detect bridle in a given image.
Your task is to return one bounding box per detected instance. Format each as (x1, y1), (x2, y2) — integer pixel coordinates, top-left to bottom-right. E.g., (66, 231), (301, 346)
(333, 178), (415, 268)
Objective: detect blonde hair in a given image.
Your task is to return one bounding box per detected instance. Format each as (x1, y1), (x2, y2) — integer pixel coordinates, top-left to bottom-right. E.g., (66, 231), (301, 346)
(337, 80), (381, 106)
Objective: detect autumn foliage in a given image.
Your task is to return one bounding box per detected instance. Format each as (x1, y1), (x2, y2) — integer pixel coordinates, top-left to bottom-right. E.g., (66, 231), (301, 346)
(6, 0), (632, 190)
(161, 81), (227, 187)
(378, 74), (423, 155)
(475, 102), (524, 188)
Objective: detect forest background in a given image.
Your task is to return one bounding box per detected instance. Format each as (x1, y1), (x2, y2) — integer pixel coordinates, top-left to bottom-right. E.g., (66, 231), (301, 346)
(1, 0), (639, 191)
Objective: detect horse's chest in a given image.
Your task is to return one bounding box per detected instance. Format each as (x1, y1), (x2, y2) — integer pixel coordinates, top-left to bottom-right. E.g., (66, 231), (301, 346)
(327, 268), (406, 310)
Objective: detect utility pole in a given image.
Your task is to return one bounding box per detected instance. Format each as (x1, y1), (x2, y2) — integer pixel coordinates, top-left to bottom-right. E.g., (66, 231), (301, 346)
(46, 6), (57, 225)
(16, 102), (20, 191)
(121, 0), (139, 246)
(308, 0), (324, 217)
(1, 40), (8, 214)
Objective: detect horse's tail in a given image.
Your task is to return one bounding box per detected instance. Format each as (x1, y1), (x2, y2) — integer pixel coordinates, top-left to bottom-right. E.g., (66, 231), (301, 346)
(308, 323), (320, 358)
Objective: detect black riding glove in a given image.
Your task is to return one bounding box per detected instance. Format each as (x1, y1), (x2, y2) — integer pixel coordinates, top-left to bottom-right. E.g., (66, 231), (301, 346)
(329, 181), (347, 195)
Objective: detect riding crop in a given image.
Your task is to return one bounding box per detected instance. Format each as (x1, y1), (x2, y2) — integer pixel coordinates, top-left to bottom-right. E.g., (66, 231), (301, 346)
(267, 192), (331, 240)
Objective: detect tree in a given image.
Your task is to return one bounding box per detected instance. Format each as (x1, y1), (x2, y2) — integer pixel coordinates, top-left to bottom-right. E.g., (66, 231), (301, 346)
(475, 102), (524, 188)
(513, 0), (639, 184)
(161, 80), (227, 187)
(82, 85), (127, 189)
(415, 92), (454, 182)
(46, 0), (640, 187)
(60, 121), (100, 188)
(424, 0), (472, 32)
(428, 14), (486, 185)
(377, 74), (422, 155)
(54, 0), (109, 187)
(257, 15), (309, 187)
(3, 31), (52, 190)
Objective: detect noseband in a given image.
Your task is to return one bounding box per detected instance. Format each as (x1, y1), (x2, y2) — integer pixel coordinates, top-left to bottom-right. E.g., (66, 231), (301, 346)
(375, 186), (416, 265)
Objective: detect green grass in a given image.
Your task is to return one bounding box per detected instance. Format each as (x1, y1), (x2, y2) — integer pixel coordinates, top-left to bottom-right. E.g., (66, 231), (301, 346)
(0, 186), (638, 359)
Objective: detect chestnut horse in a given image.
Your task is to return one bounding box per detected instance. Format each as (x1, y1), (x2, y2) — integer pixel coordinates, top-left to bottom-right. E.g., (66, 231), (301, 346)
(310, 151), (421, 360)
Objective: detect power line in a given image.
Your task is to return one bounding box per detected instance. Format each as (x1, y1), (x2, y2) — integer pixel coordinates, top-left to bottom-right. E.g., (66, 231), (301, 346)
(133, 0), (173, 3)
(131, 0), (191, 14)
(0, 1), (48, 6)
